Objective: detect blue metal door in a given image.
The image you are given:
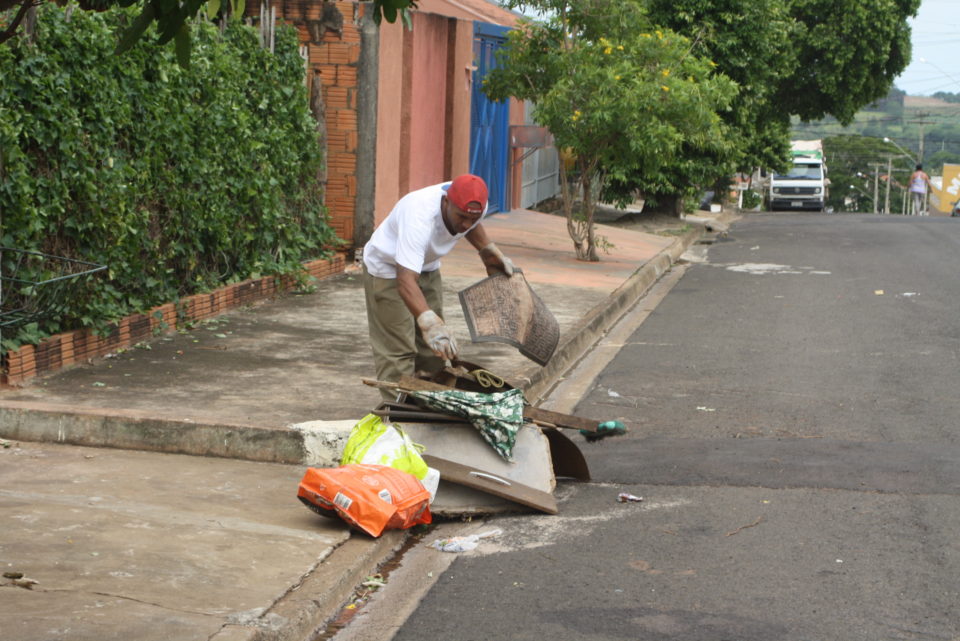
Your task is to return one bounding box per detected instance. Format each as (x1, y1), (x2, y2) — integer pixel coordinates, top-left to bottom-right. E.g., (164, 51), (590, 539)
(471, 23), (511, 213)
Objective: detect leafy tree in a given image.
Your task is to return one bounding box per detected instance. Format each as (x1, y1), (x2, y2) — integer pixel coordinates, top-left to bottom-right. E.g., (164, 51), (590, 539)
(485, 0), (735, 260)
(925, 150), (960, 177)
(633, 0), (917, 211)
(639, 0), (799, 183)
(1, 0), (417, 62)
(778, 0), (920, 125)
(823, 134), (914, 213)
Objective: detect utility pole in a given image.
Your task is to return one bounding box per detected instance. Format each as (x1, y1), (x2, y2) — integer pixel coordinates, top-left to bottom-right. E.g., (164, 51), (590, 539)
(869, 163), (884, 214)
(884, 156), (893, 215)
(908, 113), (934, 164)
(920, 123), (926, 162)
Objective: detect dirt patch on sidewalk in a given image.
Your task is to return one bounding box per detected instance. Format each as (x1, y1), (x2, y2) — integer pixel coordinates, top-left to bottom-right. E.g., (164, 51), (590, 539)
(530, 197), (694, 236)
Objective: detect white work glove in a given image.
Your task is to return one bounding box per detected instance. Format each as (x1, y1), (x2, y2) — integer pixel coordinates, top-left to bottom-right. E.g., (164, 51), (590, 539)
(479, 242), (516, 277)
(416, 310), (459, 360)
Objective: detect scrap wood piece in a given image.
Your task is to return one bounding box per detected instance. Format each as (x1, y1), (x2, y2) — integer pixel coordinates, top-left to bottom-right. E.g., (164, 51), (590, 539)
(524, 406), (599, 433)
(372, 408), (471, 424)
(725, 515), (765, 537)
(362, 376), (599, 432)
(423, 454), (558, 514)
(541, 428), (590, 481)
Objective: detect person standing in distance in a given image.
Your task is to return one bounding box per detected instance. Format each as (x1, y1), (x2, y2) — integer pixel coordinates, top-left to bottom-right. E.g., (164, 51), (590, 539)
(909, 164), (932, 216)
(362, 174), (516, 398)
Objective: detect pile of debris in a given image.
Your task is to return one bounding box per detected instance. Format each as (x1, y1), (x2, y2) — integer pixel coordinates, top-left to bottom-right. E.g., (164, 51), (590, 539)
(296, 274), (627, 535)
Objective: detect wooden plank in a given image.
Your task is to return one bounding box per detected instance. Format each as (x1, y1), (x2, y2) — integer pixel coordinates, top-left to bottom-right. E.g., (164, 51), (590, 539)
(396, 376), (453, 393)
(422, 454), (558, 515)
(371, 409), (470, 423)
(524, 406), (599, 433)
(542, 428), (591, 481)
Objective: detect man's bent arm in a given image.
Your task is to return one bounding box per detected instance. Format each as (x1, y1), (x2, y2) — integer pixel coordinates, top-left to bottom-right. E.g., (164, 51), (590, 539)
(396, 266), (431, 318)
(465, 223), (491, 251)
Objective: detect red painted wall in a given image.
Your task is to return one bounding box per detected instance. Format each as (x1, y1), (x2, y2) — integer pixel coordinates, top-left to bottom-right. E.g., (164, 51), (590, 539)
(408, 13), (451, 192)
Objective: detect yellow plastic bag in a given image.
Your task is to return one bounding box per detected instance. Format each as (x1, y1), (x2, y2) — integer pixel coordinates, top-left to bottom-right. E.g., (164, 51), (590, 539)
(341, 414), (429, 482)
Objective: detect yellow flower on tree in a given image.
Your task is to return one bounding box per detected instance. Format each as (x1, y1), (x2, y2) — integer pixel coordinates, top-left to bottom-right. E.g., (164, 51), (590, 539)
(661, 69), (670, 77)
(661, 85), (670, 92)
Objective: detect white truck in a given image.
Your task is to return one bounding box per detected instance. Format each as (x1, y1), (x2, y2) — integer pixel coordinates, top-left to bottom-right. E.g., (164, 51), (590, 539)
(768, 140), (829, 212)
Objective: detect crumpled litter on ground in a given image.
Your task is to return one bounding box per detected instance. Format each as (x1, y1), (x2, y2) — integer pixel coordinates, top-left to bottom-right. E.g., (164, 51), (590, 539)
(429, 528), (503, 553)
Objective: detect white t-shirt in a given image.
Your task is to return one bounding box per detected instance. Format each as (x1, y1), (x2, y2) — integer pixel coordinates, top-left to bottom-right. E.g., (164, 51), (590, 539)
(363, 182), (485, 279)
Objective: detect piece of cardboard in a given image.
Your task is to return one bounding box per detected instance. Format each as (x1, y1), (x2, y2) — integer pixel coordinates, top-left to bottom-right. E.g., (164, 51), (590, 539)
(398, 421), (555, 516)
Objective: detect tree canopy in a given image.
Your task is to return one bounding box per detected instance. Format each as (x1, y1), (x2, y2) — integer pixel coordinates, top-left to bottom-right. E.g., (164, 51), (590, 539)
(823, 134), (917, 213)
(486, 0), (736, 258)
(491, 0), (920, 248)
(641, 0), (798, 176)
(779, 0), (920, 125)
(1, 0), (418, 62)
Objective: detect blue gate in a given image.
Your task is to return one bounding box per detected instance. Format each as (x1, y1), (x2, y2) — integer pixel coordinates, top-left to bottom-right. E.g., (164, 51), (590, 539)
(471, 23), (511, 213)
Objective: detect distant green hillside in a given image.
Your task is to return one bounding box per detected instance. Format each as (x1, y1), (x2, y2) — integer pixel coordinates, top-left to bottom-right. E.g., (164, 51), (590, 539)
(792, 88), (960, 176)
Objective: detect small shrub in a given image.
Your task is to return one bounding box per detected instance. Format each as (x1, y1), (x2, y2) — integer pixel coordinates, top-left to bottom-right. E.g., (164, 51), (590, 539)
(741, 190), (762, 209)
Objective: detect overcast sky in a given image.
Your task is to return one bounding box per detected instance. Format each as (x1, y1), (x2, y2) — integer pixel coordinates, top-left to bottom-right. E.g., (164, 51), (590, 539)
(895, 0), (960, 96)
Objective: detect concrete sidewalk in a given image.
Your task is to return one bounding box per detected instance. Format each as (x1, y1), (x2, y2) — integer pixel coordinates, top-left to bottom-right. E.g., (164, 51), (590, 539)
(0, 208), (718, 641)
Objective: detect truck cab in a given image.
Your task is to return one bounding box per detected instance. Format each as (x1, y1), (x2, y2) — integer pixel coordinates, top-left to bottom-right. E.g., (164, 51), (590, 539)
(768, 141), (829, 212)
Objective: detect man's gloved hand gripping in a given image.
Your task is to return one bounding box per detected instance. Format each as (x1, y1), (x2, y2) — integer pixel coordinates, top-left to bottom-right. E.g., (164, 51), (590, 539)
(417, 310), (458, 360)
(479, 242), (516, 277)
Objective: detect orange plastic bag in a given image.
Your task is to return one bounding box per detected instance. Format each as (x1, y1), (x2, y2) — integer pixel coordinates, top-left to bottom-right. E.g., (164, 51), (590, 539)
(297, 464), (432, 537)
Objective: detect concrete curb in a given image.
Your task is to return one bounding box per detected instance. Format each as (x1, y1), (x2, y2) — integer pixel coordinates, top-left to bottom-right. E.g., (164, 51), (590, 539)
(0, 224), (704, 466)
(209, 531), (408, 641)
(0, 402), (308, 463)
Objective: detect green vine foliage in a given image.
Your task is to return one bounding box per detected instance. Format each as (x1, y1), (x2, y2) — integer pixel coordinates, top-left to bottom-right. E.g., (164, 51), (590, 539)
(0, 6), (337, 350)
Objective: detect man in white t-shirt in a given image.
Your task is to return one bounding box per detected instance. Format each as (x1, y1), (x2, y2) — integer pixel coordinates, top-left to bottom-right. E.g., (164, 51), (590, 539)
(362, 174), (516, 396)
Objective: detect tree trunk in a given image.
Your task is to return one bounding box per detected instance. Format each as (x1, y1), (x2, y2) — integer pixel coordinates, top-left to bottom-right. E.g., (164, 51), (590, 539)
(560, 162), (586, 258)
(581, 169), (599, 262)
(646, 193), (685, 217)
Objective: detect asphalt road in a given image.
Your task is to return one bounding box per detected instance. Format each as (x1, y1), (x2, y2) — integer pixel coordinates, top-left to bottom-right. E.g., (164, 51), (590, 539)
(367, 213), (960, 641)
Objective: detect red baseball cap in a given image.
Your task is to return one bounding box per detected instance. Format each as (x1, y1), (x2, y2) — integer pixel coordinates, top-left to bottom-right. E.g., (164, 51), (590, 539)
(446, 174), (488, 215)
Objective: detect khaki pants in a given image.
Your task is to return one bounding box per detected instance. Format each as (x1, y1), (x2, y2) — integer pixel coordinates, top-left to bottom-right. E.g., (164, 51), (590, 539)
(363, 266), (445, 400)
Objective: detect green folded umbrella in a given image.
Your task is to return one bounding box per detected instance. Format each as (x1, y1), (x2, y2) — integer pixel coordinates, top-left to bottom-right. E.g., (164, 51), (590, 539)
(409, 388), (525, 461)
